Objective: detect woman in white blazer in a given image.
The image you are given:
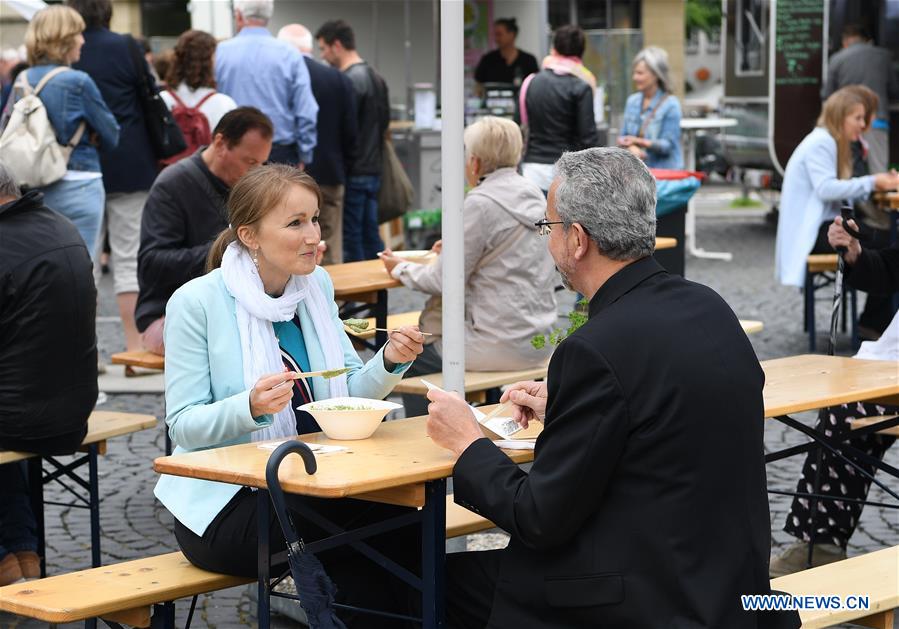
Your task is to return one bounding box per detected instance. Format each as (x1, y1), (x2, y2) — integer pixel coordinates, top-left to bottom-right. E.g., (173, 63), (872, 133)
(154, 165), (424, 625)
(775, 87), (899, 288)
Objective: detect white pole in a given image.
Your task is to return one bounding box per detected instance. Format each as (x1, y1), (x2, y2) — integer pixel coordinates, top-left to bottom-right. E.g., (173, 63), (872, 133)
(440, 0), (465, 394)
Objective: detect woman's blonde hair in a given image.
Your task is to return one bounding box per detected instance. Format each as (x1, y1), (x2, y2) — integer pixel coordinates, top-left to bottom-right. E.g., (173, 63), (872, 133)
(25, 6), (85, 66)
(206, 164), (323, 272)
(463, 116), (523, 176)
(817, 87), (869, 179)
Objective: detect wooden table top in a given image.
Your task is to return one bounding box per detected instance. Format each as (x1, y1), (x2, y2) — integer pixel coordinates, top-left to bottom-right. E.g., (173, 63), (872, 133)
(324, 259), (402, 299)
(762, 354), (899, 418)
(154, 412), (540, 504)
(0, 411), (157, 465)
(392, 365), (549, 396)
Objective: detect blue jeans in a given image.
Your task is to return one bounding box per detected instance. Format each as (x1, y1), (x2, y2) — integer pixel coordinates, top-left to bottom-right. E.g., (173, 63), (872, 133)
(39, 176), (105, 260)
(343, 175), (384, 261)
(0, 462), (38, 560)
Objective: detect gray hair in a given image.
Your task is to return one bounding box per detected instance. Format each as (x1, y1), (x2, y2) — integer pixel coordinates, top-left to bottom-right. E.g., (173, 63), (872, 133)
(0, 161), (21, 200)
(554, 148), (656, 261)
(235, 0), (273, 23)
(277, 24), (313, 53)
(633, 46), (672, 93)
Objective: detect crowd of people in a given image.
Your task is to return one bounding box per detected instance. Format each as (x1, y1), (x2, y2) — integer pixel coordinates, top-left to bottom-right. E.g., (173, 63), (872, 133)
(0, 1), (897, 627)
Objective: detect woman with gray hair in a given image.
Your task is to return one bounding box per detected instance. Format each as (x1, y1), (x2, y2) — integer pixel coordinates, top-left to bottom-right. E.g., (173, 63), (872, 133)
(380, 116), (558, 416)
(617, 46), (684, 169)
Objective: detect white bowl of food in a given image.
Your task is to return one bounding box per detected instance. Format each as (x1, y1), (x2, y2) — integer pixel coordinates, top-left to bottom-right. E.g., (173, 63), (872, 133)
(298, 397), (401, 440)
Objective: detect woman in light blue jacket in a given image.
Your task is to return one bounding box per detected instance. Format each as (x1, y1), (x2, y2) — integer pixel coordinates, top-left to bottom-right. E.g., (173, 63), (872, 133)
(775, 88), (899, 288)
(617, 46), (683, 170)
(154, 165), (424, 623)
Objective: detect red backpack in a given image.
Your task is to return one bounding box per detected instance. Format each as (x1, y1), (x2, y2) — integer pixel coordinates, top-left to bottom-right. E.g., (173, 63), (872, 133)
(159, 90), (215, 167)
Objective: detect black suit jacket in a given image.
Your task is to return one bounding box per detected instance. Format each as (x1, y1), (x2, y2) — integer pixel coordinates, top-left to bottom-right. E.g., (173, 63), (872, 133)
(846, 245), (899, 294)
(74, 27), (158, 193)
(453, 257), (800, 628)
(303, 56), (358, 186)
(0, 192), (97, 454)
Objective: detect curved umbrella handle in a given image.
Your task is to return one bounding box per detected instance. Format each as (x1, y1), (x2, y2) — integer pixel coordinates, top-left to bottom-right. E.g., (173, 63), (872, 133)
(839, 201), (862, 243)
(265, 440), (317, 550)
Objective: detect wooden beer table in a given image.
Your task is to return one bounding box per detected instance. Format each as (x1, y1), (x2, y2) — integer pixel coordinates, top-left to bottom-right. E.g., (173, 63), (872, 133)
(155, 415), (540, 628)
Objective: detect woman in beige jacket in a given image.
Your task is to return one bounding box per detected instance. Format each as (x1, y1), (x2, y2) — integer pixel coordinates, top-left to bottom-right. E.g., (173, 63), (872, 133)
(380, 116), (557, 416)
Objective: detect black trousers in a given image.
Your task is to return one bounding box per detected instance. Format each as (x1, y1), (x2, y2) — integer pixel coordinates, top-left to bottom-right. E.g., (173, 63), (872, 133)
(174, 487), (421, 628)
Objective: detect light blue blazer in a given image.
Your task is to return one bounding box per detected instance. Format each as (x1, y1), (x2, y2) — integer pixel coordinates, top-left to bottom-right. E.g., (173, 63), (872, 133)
(775, 127), (875, 287)
(154, 267), (410, 536)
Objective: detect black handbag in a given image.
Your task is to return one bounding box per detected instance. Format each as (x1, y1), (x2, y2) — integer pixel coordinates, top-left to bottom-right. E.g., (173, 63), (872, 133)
(127, 36), (186, 159)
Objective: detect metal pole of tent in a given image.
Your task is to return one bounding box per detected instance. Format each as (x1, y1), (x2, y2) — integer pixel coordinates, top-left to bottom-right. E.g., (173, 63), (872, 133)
(440, 0), (465, 395)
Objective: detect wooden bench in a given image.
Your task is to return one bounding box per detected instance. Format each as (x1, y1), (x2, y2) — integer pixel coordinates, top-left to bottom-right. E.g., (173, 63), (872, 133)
(0, 551), (251, 627)
(344, 310), (422, 340)
(805, 254), (857, 352)
(771, 545), (898, 628)
(0, 497), (494, 627)
(394, 365), (549, 404)
(0, 411), (157, 576)
(110, 351), (165, 371)
(850, 415), (899, 437)
(740, 320), (763, 335)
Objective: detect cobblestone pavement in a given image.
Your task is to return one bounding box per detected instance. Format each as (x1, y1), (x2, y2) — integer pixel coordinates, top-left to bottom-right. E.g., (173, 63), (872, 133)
(3, 185), (896, 628)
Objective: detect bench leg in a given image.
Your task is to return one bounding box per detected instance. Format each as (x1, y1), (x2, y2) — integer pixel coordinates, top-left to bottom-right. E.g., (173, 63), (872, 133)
(374, 289), (388, 349)
(855, 609), (895, 629)
(88, 444), (101, 568)
(149, 602), (175, 629)
(257, 490), (271, 629)
(27, 458), (45, 578)
(805, 275), (816, 352)
(421, 479), (447, 628)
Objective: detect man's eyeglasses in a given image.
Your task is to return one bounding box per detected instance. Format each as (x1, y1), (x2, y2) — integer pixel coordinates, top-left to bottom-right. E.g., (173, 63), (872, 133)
(534, 219), (565, 236)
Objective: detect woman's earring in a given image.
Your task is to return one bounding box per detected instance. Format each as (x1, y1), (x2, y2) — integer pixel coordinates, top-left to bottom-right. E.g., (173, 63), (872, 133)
(252, 248), (260, 270)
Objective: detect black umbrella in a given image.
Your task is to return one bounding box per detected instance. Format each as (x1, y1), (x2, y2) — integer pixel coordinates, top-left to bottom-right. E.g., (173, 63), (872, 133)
(265, 440), (347, 629)
(826, 202), (862, 355)
(806, 201), (863, 568)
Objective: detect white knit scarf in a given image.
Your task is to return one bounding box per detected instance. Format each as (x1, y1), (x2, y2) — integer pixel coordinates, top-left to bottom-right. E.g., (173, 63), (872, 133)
(220, 242), (348, 441)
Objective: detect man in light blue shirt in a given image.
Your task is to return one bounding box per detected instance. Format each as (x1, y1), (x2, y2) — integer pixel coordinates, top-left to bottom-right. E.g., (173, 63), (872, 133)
(215, 0), (318, 167)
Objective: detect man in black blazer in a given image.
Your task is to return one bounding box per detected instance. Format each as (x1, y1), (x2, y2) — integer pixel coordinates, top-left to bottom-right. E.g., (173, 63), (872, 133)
(426, 148), (799, 628)
(278, 24), (358, 265)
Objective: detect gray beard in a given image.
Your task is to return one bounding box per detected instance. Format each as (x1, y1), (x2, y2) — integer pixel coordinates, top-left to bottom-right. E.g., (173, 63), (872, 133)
(556, 266), (573, 292)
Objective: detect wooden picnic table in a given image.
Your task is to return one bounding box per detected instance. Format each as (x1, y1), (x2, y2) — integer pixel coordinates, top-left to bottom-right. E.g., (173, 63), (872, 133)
(153, 353), (899, 627)
(154, 414), (539, 628)
(1, 411), (157, 575)
(761, 354), (899, 418)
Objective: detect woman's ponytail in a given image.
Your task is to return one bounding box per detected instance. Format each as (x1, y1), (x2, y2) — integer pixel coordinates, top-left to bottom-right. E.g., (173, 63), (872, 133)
(206, 227), (237, 272)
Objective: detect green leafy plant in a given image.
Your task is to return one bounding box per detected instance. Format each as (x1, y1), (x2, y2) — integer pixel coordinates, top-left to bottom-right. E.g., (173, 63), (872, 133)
(531, 299), (589, 350)
(686, 0), (722, 38)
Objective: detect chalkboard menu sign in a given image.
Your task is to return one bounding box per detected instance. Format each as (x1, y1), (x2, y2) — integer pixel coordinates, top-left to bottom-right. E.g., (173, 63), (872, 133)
(769, 0), (826, 173)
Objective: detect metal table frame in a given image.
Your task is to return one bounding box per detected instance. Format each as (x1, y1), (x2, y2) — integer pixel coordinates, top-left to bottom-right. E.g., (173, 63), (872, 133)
(255, 478), (448, 627)
(765, 412), (899, 566)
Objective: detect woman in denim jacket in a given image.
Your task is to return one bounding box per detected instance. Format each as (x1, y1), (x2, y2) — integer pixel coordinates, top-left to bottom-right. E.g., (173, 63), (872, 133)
(617, 46), (683, 170)
(2, 6), (119, 257)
